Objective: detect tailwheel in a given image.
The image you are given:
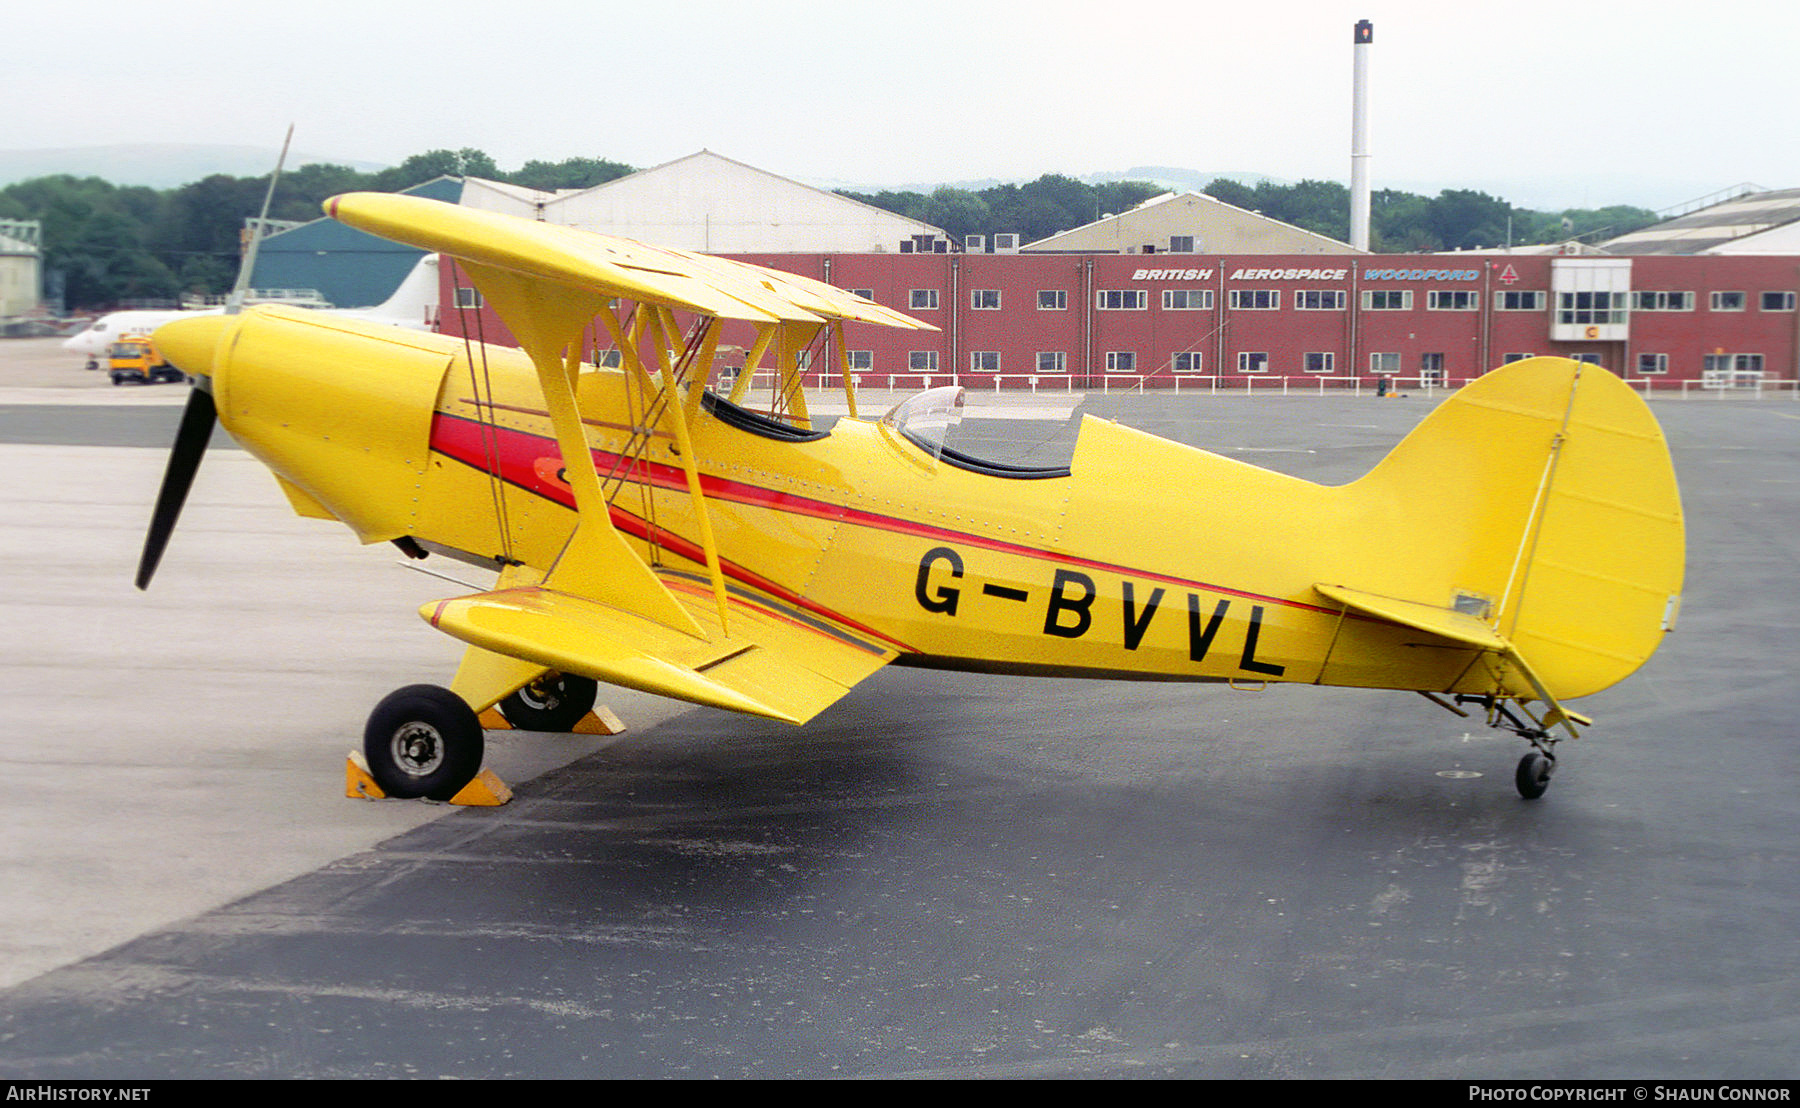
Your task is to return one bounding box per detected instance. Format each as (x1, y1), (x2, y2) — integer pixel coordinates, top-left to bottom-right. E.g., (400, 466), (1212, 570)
(1515, 751), (1555, 800)
(364, 684), (484, 800)
(1452, 693), (1566, 800)
(498, 672), (597, 732)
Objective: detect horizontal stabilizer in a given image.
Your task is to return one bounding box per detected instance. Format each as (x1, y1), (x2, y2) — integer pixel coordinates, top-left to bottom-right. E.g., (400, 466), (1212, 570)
(424, 577), (895, 725)
(1314, 583), (1584, 738)
(1314, 584), (1506, 650)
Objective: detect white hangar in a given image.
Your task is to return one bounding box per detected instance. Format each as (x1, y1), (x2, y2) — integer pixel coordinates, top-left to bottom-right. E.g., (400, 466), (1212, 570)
(460, 150), (950, 253)
(1022, 190), (1358, 256)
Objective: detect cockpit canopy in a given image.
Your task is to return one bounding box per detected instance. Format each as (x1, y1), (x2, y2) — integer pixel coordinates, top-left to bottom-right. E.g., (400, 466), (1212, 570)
(881, 385), (965, 462)
(881, 385), (1071, 480)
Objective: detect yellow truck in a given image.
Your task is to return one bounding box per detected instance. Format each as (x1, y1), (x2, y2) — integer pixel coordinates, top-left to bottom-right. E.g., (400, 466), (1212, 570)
(107, 335), (186, 385)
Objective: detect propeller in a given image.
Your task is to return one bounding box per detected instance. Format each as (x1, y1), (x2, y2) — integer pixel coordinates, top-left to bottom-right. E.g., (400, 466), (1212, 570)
(135, 383), (217, 589)
(134, 125), (290, 591)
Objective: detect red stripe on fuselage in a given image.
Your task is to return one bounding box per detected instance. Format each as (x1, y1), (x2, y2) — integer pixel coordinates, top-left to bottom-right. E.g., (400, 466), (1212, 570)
(426, 411), (1346, 620)
(428, 413), (916, 653)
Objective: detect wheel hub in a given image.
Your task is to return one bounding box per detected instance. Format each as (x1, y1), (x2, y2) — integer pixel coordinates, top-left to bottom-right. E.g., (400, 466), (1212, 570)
(390, 722), (445, 777)
(518, 679), (561, 712)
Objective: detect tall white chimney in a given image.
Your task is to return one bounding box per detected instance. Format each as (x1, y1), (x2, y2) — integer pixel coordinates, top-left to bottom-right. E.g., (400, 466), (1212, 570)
(1350, 19), (1373, 251)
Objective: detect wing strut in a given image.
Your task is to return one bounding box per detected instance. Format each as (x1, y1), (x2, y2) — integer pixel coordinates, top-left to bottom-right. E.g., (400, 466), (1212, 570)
(728, 324), (777, 407)
(460, 260), (703, 638)
(643, 309), (732, 635)
(832, 319), (860, 420)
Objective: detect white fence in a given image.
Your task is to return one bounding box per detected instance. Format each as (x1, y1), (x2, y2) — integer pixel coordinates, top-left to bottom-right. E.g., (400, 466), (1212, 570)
(725, 369), (1800, 400)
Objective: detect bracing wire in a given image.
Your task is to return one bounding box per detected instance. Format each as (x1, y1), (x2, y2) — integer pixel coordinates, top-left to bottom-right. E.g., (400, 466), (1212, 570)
(448, 259), (514, 566)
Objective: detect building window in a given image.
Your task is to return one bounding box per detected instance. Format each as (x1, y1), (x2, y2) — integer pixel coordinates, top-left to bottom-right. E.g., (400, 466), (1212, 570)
(1162, 289), (1213, 310)
(909, 289), (939, 310)
(1037, 351), (1066, 373)
(1704, 353), (1765, 388)
(971, 289), (1000, 310)
(1229, 289), (1279, 310)
(848, 289), (874, 301)
(1428, 290), (1478, 311)
(1105, 351), (1137, 373)
(1370, 352), (1401, 374)
(1304, 352), (1334, 374)
(1172, 352), (1203, 373)
(1362, 290), (1412, 310)
(846, 350), (873, 371)
(1633, 290), (1693, 311)
(1169, 235), (1196, 253)
(1038, 289), (1067, 310)
(455, 287), (483, 309)
(1636, 353), (1668, 375)
(1762, 291), (1797, 311)
(1571, 353), (1603, 366)
(908, 351), (938, 371)
(1096, 290), (1147, 310)
(970, 351), (1000, 372)
(1501, 352), (1536, 364)
(1711, 291), (1746, 311)
(595, 348), (622, 368)
(1496, 290), (1546, 311)
(1238, 352), (1269, 373)
(1558, 291), (1626, 326)
(1294, 290), (1345, 310)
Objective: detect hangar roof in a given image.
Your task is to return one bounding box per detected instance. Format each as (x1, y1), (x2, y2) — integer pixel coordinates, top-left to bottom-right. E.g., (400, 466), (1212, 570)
(1603, 186), (1800, 255)
(1022, 190), (1358, 256)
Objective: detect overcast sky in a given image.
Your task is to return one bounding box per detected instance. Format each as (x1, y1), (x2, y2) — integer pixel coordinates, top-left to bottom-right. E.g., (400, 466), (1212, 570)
(8, 0), (1797, 210)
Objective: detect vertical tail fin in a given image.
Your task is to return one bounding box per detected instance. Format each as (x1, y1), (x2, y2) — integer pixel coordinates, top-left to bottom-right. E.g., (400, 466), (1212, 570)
(1344, 357), (1684, 700)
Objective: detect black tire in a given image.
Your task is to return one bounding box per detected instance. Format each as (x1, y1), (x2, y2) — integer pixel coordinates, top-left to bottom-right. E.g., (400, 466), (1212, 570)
(364, 684), (484, 800)
(498, 672), (597, 732)
(1515, 752), (1554, 800)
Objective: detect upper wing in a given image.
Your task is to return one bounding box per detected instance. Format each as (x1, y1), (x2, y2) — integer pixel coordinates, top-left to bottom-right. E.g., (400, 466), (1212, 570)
(325, 192), (937, 331)
(323, 192), (924, 720)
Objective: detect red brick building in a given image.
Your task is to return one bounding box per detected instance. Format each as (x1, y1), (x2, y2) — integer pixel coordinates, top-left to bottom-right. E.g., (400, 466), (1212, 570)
(440, 249), (1800, 393)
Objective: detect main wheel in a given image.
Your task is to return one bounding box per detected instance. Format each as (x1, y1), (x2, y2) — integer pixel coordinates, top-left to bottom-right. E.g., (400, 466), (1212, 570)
(1515, 751), (1554, 800)
(498, 672), (597, 732)
(364, 685), (484, 800)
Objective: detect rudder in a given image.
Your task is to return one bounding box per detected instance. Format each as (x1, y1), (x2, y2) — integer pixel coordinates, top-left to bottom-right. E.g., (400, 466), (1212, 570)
(1343, 357), (1684, 700)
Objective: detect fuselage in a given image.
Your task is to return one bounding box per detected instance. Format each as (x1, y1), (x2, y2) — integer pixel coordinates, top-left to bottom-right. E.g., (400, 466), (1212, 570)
(179, 306), (1501, 699)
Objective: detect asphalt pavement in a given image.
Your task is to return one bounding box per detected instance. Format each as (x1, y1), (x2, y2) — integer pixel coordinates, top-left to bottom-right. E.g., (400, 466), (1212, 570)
(0, 338), (1796, 1078)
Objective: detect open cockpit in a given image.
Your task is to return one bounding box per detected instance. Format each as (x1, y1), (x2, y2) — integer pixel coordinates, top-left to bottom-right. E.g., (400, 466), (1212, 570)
(701, 382), (1073, 480)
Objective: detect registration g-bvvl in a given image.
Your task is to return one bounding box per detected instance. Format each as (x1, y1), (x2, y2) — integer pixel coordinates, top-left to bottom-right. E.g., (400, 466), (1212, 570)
(137, 193), (1684, 805)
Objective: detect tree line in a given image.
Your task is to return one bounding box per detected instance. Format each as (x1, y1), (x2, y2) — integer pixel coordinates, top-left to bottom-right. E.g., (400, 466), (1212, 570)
(0, 147), (1660, 311)
(0, 149), (631, 310)
(839, 175), (1660, 254)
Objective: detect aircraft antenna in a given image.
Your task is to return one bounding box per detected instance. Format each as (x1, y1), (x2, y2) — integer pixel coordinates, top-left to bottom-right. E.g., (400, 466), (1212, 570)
(228, 123), (294, 314)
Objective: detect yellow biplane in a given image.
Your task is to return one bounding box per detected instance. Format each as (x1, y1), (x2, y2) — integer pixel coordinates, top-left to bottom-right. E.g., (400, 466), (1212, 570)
(140, 192), (1684, 803)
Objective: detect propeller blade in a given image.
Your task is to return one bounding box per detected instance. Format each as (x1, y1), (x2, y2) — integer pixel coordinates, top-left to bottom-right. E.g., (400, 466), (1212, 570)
(135, 385), (218, 590)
